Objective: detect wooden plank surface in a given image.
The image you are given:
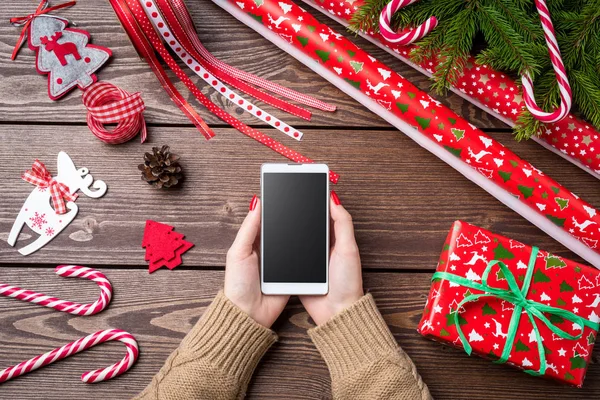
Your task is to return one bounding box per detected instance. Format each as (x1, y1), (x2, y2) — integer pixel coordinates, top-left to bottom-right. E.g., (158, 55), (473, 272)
(1, 0), (600, 398)
(0, 0), (506, 129)
(0, 268), (597, 399)
(1, 125), (599, 268)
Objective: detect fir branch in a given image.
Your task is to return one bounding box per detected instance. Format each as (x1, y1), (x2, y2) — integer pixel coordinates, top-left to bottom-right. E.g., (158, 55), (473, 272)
(514, 111), (542, 141)
(392, 0), (463, 29)
(476, 4), (540, 76)
(495, 0), (542, 42)
(348, 0), (388, 33)
(431, 8), (476, 94)
(572, 70), (600, 129)
(350, 0), (600, 137)
(409, 24), (446, 64)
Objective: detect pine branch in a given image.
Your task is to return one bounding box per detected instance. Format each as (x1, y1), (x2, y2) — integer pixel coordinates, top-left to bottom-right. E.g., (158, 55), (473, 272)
(515, 111), (542, 141)
(350, 0), (600, 137)
(431, 8), (476, 94)
(476, 4), (540, 75)
(495, 0), (542, 42)
(349, 0), (389, 33)
(572, 70), (600, 129)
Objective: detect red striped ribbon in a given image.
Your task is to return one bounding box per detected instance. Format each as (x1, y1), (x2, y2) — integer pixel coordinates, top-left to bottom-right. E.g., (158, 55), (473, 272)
(166, 0), (336, 114)
(109, 0), (339, 183)
(144, 0), (305, 140)
(83, 82), (147, 144)
(153, 0), (309, 122)
(111, 0), (215, 140)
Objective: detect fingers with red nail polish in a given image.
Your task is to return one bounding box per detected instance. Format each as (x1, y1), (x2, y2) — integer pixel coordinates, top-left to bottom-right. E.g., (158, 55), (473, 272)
(331, 190), (341, 206)
(249, 194), (258, 211)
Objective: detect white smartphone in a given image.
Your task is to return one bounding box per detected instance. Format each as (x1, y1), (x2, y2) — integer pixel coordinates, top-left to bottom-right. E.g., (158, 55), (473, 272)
(261, 163), (329, 295)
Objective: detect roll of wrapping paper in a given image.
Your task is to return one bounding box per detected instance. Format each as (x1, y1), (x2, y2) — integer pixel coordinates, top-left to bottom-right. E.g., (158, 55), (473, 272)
(301, 0), (600, 180)
(213, 0), (600, 266)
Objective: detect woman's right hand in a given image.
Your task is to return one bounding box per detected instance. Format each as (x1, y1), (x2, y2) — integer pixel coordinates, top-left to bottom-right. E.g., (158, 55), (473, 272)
(300, 191), (364, 326)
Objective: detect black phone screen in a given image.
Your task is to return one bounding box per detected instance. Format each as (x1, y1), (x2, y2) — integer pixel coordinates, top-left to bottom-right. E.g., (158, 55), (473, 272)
(262, 172), (328, 283)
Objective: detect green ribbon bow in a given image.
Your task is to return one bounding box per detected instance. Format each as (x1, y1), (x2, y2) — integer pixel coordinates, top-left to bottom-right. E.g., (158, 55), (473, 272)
(432, 246), (599, 376)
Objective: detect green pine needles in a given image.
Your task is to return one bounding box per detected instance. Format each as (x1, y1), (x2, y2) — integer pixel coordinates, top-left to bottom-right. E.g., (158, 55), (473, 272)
(349, 0), (600, 140)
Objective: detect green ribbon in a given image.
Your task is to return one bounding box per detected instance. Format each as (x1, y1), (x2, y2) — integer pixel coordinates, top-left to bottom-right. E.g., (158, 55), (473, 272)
(433, 246), (599, 376)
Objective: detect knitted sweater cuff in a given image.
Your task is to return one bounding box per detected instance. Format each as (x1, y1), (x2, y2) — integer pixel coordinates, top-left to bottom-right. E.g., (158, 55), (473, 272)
(308, 293), (399, 380)
(181, 291), (277, 385)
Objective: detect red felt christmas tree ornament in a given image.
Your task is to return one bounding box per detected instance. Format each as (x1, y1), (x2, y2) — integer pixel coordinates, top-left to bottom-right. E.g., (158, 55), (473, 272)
(142, 220), (194, 273)
(10, 0), (112, 100)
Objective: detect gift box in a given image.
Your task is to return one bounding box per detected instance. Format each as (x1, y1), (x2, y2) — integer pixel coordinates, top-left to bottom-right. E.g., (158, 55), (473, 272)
(418, 221), (600, 387)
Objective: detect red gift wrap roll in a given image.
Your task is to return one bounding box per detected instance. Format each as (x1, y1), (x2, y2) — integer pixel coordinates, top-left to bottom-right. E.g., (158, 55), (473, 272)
(302, 0), (600, 179)
(215, 0), (600, 266)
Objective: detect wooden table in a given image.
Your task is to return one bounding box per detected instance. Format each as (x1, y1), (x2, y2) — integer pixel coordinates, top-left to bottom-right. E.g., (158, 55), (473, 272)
(1, 1), (598, 398)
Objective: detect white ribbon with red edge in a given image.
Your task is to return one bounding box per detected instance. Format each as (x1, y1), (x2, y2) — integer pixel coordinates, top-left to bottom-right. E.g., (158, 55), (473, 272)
(142, 0), (304, 141)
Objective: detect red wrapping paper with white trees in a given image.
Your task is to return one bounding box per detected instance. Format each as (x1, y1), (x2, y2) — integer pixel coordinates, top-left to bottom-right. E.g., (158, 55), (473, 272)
(218, 0), (600, 264)
(302, 0), (600, 178)
(418, 220), (600, 387)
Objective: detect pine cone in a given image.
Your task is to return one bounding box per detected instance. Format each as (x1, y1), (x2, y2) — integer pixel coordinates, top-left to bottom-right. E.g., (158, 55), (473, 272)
(138, 145), (183, 189)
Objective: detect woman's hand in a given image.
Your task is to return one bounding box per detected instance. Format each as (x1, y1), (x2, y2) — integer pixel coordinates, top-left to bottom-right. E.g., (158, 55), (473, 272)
(224, 195), (289, 328)
(300, 192), (364, 326)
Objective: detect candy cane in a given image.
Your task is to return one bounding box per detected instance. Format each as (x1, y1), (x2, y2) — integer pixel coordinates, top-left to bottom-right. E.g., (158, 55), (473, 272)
(0, 329), (139, 384)
(521, 0), (571, 123)
(0, 265), (112, 315)
(379, 0), (437, 45)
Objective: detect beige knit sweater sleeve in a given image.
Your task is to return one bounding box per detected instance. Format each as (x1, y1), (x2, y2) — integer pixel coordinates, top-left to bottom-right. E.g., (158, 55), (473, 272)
(309, 293), (432, 400)
(134, 291), (277, 400)
(135, 292), (431, 400)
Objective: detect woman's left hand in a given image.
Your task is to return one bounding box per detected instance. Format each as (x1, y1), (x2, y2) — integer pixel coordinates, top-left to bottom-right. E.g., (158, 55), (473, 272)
(224, 196), (289, 328)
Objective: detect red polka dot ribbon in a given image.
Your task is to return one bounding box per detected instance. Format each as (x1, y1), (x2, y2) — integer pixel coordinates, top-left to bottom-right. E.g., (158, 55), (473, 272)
(82, 82), (147, 144)
(144, 0), (306, 141)
(168, 0), (336, 114)
(109, 0), (339, 183)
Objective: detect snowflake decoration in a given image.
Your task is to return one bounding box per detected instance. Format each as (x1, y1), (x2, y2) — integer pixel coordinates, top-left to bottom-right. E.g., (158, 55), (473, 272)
(29, 212), (47, 229)
(45, 227), (55, 236)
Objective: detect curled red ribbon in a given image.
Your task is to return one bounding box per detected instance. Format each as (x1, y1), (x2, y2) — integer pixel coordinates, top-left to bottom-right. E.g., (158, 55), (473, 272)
(83, 82), (147, 144)
(22, 160), (78, 215)
(10, 0), (77, 60)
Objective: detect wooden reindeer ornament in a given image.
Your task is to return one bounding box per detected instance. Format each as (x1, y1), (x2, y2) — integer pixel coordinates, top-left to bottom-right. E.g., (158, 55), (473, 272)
(7, 152), (107, 255)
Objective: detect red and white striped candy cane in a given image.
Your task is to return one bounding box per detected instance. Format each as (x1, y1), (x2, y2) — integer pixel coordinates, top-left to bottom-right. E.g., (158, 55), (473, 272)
(521, 0), (571, 123)
(0, 265), (112, 315)
(379, 0), (437, 45)
(0, 329), (139, 384)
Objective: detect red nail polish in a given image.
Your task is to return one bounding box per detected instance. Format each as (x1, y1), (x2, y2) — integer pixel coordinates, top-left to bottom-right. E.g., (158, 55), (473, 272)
(331, 190), (341, 205)
(249, 195), (258, 211)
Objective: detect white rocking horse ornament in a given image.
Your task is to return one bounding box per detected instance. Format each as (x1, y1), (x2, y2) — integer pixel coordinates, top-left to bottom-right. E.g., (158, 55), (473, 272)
(7, 152), (107, 255)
